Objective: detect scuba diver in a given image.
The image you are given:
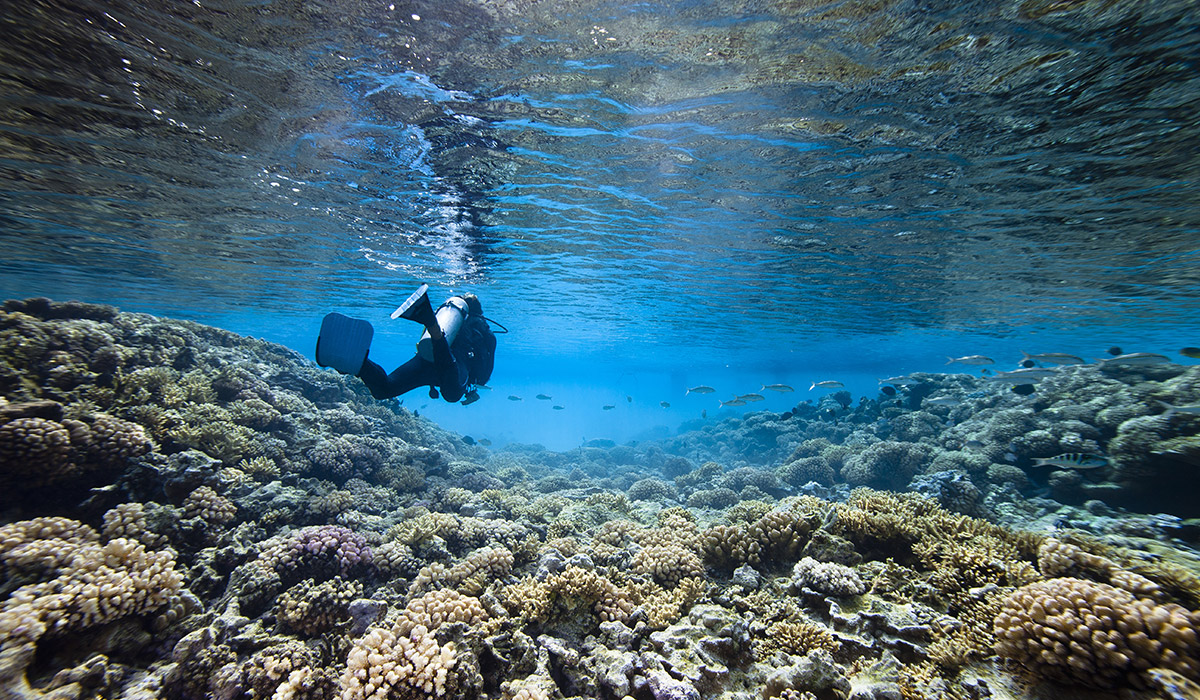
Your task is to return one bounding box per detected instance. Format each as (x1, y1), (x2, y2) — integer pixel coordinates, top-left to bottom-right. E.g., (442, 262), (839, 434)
(315, 284), (498, 405)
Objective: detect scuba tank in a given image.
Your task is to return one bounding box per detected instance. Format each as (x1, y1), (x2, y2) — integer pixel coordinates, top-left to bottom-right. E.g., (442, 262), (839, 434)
(417, 296), (469, 361)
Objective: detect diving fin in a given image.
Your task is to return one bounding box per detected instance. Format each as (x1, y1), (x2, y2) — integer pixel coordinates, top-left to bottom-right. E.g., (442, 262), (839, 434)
(390, 283), (433, 323)
(316, 313), (374, 375)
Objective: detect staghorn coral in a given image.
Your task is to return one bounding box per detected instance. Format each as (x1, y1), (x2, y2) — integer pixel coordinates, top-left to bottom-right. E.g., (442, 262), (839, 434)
(994, 577), (1200, 688)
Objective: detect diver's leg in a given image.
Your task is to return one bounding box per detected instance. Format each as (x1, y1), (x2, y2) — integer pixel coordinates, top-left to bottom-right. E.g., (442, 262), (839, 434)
(394, 284), (463, 401)
(425, 332), (467, 402)
(358, 356), (433, 400)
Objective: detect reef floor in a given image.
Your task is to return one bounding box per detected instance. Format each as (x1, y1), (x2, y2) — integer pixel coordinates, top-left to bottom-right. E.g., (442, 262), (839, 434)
(2, 298), (1199, 700)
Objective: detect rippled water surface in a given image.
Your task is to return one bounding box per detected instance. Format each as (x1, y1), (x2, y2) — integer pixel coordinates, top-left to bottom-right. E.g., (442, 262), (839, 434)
(2, 0), (1198, 446)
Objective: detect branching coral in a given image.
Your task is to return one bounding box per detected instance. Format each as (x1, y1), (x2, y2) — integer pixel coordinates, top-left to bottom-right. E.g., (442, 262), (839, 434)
(994, 577), (1200, 688)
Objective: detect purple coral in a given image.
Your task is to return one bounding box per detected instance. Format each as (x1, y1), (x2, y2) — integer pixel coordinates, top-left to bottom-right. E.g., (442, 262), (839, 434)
(272, 525), (373, 575)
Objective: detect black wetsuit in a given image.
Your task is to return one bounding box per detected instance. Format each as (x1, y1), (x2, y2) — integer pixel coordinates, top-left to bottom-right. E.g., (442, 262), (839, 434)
(358, 314), (495, 402)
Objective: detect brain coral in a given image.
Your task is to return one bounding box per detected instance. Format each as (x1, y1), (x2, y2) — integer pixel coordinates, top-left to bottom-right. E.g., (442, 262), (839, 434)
(994, 577), (1200, 688)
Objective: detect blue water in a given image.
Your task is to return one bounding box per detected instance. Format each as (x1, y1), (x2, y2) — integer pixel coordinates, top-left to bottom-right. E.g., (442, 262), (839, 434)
(2, 0), (1198, 449)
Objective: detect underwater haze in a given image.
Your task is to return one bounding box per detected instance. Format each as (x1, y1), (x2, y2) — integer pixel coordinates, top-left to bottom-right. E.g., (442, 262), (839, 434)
(2, 0), (1198, 449)
(7, 2), (1200, 700)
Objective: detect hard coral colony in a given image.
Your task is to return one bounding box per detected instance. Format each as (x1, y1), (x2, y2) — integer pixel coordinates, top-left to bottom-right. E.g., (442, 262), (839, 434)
(1, 298), (1199, 700)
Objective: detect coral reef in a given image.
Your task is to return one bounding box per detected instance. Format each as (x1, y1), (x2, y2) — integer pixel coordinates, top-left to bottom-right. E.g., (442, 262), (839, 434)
(2, 299), (1199, 700)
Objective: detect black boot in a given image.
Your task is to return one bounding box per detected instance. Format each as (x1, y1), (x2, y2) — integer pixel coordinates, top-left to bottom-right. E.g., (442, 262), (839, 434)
(393, 284), (438, 329)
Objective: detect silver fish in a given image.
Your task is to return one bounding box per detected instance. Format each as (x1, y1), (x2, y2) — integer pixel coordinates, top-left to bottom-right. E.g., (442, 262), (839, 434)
(1099, 352), (1171, 367)
(1021, 351), (1084, 365)
(720, 398), (747, 407)
(924, 396), (961, 406)
(507, 395), (522, 401)
(762, 384), (795, 392)
(1030, 453), (1108, 470)
(946, 355), (994, 365)
(552, 405), (565, 410)
(686, 385), (716, 395)
(810, 381), (844, 390)
(536, 394), (553, 400)
(1158, 400), (1200, 420)
(880, 376), (920, 386)
(738, 393), (766, 402)
(602, 405), (615, 410)
(660, 401), (671, 408)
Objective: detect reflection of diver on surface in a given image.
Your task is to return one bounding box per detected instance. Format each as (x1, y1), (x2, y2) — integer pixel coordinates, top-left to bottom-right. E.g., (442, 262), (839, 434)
(316, 284), (499, 405)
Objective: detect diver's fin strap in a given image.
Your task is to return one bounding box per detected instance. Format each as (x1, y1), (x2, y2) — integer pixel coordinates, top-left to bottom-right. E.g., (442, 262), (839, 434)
(316, 313), (374, 375)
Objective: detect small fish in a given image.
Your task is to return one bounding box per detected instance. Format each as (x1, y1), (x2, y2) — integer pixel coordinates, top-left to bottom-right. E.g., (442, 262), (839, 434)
(924, 396), (961, 406)
(477, 384), (493, 390)
(963, 440), (984, 450)
(1012, 384), (1035, 396)
(602, 405), (615, 410)
(686, 385), (716, 395)
(1021, 351), (1084, 366)
(536, 394), (553, 400)
(701, 409), (707, 418)
(1020, 359), (1035, 368)
(508, 395), (522, 401)
(1107, 346), (1123, 356)
(720, 398), (747, 407)
(462, 435), (476, 445)
(1004, 451), (1018, 463)
(738, 393), (765, 402)
(762, 384), (795, 392)
(1030, 453), (1109, 470)
(984, 368), (1056, 384)
(880, 376), (920, 386)
(478, 438), (491, 447)
(660, 401), (671, 408)
(1181, 347), (1200, 359)
(552, 405), (565, 410)
(946, 355), (994, 365)
(1098, 352), (1171, 367)
(627, 395), (632, 403)
(809, 381), (844, 390)
(880, 386), (896, 396)
(1158, 400), (1200, 420)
